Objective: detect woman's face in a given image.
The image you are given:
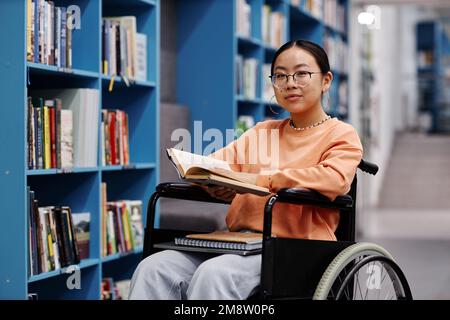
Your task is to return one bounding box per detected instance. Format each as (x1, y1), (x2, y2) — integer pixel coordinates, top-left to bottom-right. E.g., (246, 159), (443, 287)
(272, 46), (332, 114)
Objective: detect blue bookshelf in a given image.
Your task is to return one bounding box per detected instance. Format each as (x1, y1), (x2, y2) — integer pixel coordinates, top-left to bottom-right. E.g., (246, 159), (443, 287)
(176, 0), (349, 151)
(417, 20), (450, 133)
(0, 0), (159, 299)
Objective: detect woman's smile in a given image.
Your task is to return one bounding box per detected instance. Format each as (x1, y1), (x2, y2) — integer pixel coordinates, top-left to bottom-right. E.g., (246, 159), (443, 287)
(285, 94), (303, 102)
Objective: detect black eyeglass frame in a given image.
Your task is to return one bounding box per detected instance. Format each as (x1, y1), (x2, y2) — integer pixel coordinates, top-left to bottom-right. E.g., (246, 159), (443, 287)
(269, 71), (324, 88)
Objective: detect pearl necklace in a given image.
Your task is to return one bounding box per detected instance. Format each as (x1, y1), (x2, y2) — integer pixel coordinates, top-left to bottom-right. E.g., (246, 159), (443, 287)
(289, 115), (332, 131)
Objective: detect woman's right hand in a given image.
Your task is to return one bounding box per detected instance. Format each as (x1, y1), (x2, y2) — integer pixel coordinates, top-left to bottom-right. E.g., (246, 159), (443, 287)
(196, 184), (237, 202)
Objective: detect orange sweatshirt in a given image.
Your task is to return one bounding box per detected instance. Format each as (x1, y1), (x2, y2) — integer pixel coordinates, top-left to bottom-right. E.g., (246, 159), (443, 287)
(209, 117), (363, 241)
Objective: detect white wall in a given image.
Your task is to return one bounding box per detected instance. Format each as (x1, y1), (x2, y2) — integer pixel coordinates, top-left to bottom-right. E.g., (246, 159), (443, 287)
(349, 3), (442, 235)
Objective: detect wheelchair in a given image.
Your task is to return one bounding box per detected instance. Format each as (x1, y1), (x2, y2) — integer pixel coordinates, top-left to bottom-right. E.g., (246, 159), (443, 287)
(142, 159), (413, 300)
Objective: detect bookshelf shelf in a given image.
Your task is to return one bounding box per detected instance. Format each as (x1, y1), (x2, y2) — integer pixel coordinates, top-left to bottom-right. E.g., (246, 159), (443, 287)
(27, 167), (99, 176)
(27, 62), (100, 79)
(104, 0), (155, 7)
(101, 75), (157, 89)
(0, 0), (159, 299)
(101, 247), (143, 263)
(238, 36), (262, 48)
(101, 162), (156, 171)
(28, 258), (99, 283)
(237, 96), (263, 104)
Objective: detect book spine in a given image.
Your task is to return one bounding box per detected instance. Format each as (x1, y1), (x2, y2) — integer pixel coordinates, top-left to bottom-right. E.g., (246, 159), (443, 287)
(107, 206), (117, 254)
(101, 183), (107, 257)
(44, 209), (56, 270)
(48, 207), (61, 270)
(38, 208), (50, 272)
(60, 7), (66, 68)
(43, 105), (51, 169)
(67, 207), (80, 263)
(109, 111), (117, 165)
(55, 98), (62, 168)
(27, 97), (33, 169)
(34, 0), (39, 62)
(66, 9), (72, 69)
(36, 206), (45, 273)
(49, 104), (56, 168)
(55, 207), (71, 267)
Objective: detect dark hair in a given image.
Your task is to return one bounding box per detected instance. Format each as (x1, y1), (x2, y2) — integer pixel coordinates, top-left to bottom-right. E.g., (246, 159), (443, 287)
(270, 40), (330, 75)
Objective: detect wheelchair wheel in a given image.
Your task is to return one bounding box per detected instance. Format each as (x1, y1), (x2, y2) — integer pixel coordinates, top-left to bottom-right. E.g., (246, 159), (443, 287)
(313, 242), (413, 300)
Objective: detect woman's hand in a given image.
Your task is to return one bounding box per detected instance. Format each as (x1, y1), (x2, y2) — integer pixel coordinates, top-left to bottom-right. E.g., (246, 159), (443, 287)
(197, 185), (237, 202)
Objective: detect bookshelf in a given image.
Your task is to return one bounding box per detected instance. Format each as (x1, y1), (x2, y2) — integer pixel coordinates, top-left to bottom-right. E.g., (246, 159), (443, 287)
(0, 0), (159, 299)
(176, 0), (349, 147)
(416, 20), (450, 133)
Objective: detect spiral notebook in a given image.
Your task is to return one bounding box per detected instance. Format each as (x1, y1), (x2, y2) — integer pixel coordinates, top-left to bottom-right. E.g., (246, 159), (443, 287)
(154, 231), (263, 256)
(175, 231), (263, 251)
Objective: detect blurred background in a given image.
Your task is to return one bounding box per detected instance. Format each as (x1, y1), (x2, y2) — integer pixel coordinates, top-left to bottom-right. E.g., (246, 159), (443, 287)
(159, 0), (450, 300)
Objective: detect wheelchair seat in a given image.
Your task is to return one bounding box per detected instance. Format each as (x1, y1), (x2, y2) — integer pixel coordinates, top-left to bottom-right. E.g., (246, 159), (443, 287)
(142, 159), (413, 300)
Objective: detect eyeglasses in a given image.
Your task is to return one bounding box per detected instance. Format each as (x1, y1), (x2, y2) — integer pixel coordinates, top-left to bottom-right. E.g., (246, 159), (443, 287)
(269, 71), (323, 89)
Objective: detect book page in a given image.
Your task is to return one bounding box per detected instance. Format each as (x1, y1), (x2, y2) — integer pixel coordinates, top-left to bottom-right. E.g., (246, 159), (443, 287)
(169, 148), (231, 176)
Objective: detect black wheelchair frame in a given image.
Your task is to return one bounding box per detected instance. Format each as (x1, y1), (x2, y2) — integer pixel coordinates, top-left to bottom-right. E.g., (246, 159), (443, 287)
(142, 159), (413, 300)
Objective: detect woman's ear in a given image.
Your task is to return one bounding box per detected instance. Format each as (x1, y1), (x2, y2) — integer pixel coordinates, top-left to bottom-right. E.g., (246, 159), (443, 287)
(322, 71), (333, 92)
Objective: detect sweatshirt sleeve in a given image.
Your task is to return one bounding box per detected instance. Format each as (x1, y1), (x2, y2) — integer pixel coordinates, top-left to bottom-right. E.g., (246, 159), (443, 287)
(256, 126), (363, 201)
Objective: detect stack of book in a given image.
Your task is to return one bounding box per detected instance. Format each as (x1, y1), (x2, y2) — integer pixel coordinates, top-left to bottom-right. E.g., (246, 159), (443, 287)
(30, 89), (99, 168)
(262, 5), (285, 49)
(324, 0), (346, 32)
(236, 0), (252, 38)
(27, 97), (73, 170)
(324, 35), (348, 74)
(102, 16), (148, 82)
(304, 0), (323, 20)
(101, 109), (130, 166)
(236, 55), (258, 100)
(27, 189), (85, 276)
(262, 63), (273, 102)
(26, 0), (73, 68)
(101, 278), (131, 300)
(101, 183), (144, 257)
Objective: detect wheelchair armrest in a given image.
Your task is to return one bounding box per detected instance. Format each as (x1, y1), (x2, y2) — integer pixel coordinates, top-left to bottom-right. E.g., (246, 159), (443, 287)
(263, 188), (353, 240)
(155, 182), (231, 205)
(276, 188), (353, 210)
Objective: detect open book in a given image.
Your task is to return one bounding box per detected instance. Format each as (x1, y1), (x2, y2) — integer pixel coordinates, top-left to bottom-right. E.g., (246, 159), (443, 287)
(175, 231), (263, 251)
(166, 148), (270, 196)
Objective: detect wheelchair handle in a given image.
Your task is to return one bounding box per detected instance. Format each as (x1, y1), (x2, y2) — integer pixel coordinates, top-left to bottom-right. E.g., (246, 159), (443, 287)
(358, 159), (378, 175)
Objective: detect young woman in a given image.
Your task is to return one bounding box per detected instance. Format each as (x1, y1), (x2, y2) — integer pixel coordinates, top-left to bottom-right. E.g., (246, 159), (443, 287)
(128, 40), (363, 300)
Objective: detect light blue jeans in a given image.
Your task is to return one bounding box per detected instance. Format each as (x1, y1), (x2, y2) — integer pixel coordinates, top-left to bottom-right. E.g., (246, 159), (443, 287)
(128, 250), (261, 300)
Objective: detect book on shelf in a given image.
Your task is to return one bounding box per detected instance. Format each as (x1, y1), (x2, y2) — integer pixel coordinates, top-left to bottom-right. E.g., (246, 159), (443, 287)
(101, 278), (131, 300)
(262, 5), (285, 48)
(236, 0), (251, 38)
(177, 231), (262, 250)
(31, 89), (99, 168)
(27, 189), (82, 276)
(166, 148), (270, 196)
(135, 33), (147, 82)
(236, 55), (258, 99)
(101, 109), (130, 166)
(102, 16), (147, 82)
(71, 212), (90, 261)
(26, 0), (73, 68)
(102, 193), (144, 257)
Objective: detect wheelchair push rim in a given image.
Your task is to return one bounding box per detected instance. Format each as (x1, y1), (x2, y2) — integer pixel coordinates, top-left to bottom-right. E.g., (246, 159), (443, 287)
(313, 243), (413, 300)
(333, 255), (412, 300)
